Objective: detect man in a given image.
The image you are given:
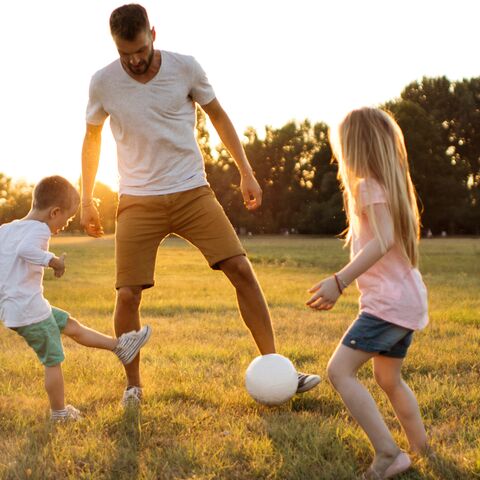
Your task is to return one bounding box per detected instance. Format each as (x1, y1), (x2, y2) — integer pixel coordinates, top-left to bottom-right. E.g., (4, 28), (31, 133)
(81, 3), (320, 405)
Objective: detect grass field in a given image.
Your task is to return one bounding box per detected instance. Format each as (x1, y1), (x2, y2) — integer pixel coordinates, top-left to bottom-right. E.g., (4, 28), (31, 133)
(0, 235), (479, 479)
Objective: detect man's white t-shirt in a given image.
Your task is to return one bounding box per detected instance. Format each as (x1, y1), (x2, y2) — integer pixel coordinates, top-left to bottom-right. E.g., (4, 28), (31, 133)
(86, 50), (216, 196)
(0, 220), (54, 328)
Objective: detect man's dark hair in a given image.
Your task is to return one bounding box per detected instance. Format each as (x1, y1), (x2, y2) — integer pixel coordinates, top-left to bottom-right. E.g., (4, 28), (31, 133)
(110, 4), (150, 41)
(32, 176), (80, 211)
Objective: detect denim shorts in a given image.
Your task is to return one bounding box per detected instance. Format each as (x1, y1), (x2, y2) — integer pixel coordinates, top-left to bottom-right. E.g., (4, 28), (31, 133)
(341, 312), (414, 358)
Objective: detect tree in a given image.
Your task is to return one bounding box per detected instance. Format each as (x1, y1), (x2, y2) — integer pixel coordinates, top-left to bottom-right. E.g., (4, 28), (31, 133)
(0, 174), (33, 224)
(392, 76), (478, 233)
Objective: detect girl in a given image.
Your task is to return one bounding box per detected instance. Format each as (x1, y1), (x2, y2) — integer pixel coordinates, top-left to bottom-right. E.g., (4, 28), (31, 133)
(307, 108), (428, 479)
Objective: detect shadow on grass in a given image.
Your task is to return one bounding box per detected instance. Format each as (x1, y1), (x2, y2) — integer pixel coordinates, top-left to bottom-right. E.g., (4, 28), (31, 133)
(153, 390), (218, 410)
(107, 406), (142, 480)
(2, 421), (55, 480)
(261, 411), (358, 480)
(106, 405), (203, 479)
(290, 394), (344, 415)
(419, 450), (474, 480)
(265, 394), (475, 480)
(262, 412), (474, 480)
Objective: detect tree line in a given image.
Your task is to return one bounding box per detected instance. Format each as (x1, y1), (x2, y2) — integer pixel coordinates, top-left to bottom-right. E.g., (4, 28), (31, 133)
(1, 76), (479, 235)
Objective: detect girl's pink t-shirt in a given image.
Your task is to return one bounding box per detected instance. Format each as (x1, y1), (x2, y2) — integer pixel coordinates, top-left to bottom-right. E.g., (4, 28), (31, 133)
(351, 179), (428, 331)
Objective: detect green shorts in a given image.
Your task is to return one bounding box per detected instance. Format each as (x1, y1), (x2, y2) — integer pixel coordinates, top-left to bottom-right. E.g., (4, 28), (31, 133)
(11, 307), (70, 367)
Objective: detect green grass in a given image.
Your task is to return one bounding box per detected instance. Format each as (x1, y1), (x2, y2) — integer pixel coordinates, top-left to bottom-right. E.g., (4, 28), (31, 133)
(0, 235), (479, 479)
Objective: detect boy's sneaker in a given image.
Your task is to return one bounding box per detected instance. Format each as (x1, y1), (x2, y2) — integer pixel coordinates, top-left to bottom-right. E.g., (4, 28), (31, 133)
(296, 372), (321, 393)
(113, 326), (152, 365)
(122, 386), (143, 407)
(51, 404), (82, 422)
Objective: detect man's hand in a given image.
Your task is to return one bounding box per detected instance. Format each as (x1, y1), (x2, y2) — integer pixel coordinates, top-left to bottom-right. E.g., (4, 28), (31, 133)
(306, 276), (341, 311)
(240, 172), (263, 211)
(201, 99), (262, 211)
(80, 203), (104, 238)
(49, 253), (67, 278)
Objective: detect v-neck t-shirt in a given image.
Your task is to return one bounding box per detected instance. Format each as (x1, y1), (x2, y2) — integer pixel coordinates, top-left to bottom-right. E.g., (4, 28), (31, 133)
(86, 50), (216, 195)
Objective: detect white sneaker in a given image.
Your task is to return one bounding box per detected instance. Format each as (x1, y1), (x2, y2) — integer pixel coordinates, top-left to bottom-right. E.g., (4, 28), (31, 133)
(296, 372), (321, 393)
(113, 326), (152, 365)
(122, 386), (143, 407)
(51, 404), (82, 422)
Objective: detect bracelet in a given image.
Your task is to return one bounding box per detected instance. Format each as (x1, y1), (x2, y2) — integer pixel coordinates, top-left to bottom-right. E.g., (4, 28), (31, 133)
(334, 273), (348, 294)
(81, 199), (94, 208)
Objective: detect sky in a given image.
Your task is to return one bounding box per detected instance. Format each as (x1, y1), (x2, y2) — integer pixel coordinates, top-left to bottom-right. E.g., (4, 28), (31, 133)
(1, 0), (479, 190)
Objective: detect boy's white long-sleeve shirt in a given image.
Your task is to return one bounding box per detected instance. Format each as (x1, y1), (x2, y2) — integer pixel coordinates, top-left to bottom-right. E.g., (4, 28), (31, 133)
(0, 220), (54, 327)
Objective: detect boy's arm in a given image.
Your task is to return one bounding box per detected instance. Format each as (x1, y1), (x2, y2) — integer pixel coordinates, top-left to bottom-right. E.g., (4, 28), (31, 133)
(16, 230), (55, 267)
(201, 98), (262, 211)
(80, 122), (104, 237)
(16, 229), (66, 277)
(307, 203), (395, 310)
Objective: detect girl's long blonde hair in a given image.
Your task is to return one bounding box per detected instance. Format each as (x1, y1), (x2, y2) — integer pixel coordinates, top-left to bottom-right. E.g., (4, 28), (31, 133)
(330, 107), (421, 267)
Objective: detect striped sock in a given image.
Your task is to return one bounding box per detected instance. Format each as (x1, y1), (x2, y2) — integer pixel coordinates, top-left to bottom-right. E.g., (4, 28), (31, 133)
(51, 404), (81, 421)
(50, 408), (68, 421)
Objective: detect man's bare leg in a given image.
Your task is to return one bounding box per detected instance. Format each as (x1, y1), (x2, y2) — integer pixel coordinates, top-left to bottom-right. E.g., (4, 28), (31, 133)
(114, 286), (143, 387)
(219, 255), (320, 393)
(219, 255), (276, 354)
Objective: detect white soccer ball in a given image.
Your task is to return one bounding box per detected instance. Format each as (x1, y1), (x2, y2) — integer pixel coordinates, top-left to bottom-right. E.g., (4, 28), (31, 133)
(245, 354), (298, 406)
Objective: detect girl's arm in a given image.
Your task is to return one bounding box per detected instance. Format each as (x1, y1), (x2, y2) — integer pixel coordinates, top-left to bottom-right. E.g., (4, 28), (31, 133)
(307, 203), (394, 310)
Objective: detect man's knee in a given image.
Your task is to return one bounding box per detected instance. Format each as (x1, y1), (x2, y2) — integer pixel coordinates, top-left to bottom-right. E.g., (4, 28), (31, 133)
(220, 256), (255, 285)
(116, 286), (142, 309)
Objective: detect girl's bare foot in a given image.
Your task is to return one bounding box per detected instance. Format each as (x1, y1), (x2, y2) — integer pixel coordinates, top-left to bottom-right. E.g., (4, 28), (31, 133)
(362, 450), (412, 480)
(362, 450), (411, 479)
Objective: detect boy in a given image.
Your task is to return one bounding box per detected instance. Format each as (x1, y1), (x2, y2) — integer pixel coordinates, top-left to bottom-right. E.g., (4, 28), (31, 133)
(0, 176), (151, 421)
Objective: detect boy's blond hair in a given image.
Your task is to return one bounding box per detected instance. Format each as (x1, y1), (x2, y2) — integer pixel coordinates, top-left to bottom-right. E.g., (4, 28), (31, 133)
(33, 176), (79, 211)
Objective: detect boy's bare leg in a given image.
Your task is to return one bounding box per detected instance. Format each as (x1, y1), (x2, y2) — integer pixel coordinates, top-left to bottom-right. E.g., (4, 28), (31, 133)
(62, 317), (118, 350)
(45, 364), (65, 411)
(114, 286), (142, 387)
(219, 255), (276, 354)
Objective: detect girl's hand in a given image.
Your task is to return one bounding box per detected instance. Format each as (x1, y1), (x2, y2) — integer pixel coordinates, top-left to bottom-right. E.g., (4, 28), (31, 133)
(306, 276), (341, 310)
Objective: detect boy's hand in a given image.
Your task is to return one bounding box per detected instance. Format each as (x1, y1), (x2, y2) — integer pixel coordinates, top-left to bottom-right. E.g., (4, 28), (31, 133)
(49, 253), (67, 278)
(306, 276), (341, 310)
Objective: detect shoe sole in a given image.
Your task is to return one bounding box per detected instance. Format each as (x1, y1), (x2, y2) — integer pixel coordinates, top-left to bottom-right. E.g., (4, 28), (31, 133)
(122, 326), (152, 365)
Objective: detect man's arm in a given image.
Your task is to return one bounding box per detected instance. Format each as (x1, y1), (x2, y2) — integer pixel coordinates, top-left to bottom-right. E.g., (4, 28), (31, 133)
(80, 122), (104, 237)
(201, 98), (262, 211)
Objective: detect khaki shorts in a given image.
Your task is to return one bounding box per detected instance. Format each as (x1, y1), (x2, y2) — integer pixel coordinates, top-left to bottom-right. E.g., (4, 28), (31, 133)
(115, 186), (246, 289)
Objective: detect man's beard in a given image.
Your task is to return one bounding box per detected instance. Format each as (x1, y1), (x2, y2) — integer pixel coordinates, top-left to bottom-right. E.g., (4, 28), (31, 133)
(125, 47), (154, 75)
